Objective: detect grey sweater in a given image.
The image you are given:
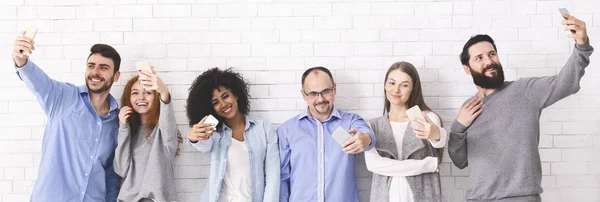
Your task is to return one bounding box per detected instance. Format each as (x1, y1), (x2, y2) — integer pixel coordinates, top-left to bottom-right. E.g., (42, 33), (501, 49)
(448, 43), (594, 201)
(114, 101), (179, 202)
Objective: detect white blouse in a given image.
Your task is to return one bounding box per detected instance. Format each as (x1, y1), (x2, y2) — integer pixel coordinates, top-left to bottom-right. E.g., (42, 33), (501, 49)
(365, 112), (448, 202)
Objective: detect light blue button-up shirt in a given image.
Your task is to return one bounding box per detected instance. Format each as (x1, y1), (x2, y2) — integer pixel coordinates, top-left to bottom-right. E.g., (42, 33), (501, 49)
(191, 116), (280, 202)
(277, 107), (376, 202)
(16, 60), (120, 202)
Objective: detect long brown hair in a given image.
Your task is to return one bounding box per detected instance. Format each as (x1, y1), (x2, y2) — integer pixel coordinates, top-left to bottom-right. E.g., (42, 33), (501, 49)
(121, 75), (161, 138)
(383, 61), (431, 114)
(383, 61), (443, 163)
(122, 75), (183, 155)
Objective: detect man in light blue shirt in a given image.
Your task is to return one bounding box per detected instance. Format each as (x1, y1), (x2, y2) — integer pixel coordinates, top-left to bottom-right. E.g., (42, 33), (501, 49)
(277, 66), (376, 202)
(12, 34), (121, 202)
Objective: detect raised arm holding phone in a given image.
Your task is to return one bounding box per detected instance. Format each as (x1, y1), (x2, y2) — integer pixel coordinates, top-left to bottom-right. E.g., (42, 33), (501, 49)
(448, 10), (593, 201)
(112, 65), (181, 202)
(13, 30), (122, 202)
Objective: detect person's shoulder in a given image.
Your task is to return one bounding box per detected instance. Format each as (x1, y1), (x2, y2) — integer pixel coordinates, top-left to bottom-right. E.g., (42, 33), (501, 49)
(276, 113), (304, 131)
(492, 80), (526, 94)
(248, 116), (265, 124)
(365, 115), (387, 130)
(459, 95), (477, 106)
(337, 109), (359, 118)
(248, 117), (271, 129)
(423, 110), (438, 117)
(423, 110), (442, 121)
(368, 115), (387, 122)
(57, 84), (86, 103)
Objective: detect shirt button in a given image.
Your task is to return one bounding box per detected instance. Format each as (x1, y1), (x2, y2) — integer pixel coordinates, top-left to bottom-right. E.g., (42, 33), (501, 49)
(97, 122), (100, 125)
(90, 156), (93, 159)
(85, 173), (88, 176)
(81, 191), (84, 195)
(94, 139), (98, 142)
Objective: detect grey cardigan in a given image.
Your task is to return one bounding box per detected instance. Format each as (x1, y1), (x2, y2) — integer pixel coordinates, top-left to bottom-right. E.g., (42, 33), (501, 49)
(368, 116), (441, 202)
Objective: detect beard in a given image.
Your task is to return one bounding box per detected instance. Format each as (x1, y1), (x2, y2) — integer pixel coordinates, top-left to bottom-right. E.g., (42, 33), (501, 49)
(313, 100), (331, 114)
(469, 63), (505, 89)
(86, 75), (114, 94)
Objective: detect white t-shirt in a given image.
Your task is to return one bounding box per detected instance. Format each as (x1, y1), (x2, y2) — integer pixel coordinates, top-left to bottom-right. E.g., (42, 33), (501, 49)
(219, 138), (252, 202)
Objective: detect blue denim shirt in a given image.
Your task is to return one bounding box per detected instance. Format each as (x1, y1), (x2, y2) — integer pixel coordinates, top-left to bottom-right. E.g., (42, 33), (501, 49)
(16, 60), (120, 202)
(277, 107), (376, 202)
(191, 116), (280, 202)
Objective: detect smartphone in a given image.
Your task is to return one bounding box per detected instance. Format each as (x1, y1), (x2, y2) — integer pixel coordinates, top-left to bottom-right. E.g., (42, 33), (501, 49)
(21, 26), (37, 56)
(332, 126), (353, 146)
(406, 105), (426, 124)
(24, 26), (37, 40)
(135, 59), (152, 75)
(558, 8), (569, 17)
(204, 114), (219, 126)
(558, 8), (576, 34)
(204, 114), (219, 133)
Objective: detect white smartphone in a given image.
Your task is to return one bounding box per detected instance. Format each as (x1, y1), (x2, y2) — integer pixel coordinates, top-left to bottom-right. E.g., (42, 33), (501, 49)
(204, 114), (219, 133)
(135, 59), (153, 75)
(558, 8), (569, 17)
(558, 8), (576, 34)
(332, 126), (353, 146)
(22, 26), (37, 56)
(406, 105), (426, 124)
(204, 114), (219, 126)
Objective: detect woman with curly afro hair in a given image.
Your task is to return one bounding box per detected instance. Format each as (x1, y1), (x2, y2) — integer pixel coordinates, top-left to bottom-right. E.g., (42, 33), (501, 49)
(186, 67), (279, 202)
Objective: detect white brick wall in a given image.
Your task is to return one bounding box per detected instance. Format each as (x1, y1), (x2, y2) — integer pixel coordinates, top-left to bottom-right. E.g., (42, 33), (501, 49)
(1, 1), (599, 202)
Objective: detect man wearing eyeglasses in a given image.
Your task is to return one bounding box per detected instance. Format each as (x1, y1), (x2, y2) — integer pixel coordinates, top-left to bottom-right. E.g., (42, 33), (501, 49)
(277, 66), (376, 202)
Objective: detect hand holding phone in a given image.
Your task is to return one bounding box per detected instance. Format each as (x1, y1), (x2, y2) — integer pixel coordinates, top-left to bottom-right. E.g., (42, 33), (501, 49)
(558, 7), (588, 45)
(332, 126), (353, 146)
(559, 8), (576, 34)
(21, 26), (37, 56)
(135, 59), (153, 75)
(406, 105), (426, 125)
(204, 114), (219, 126)
(188, 115), (218, 142)
(13, 26), (37, 67)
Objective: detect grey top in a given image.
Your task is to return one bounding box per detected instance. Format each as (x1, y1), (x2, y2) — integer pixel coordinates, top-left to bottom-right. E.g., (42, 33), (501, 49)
(114, 100), (179, 202)
(368, 116), (441, 202)
(448, 43), (594, 201)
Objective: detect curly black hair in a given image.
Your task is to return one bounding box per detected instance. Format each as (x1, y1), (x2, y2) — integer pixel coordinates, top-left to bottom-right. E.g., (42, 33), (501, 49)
(186, 67), (250, 131)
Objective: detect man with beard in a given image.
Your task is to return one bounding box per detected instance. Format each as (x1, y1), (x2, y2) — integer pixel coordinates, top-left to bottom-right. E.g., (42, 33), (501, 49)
(12, 33), (121, 202)
(448, 13), (593, 202)
(277, 66), (376, 202)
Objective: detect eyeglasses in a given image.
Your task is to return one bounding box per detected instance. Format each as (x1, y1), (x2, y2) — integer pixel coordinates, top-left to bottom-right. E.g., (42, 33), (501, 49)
(303, 88), (334, 99)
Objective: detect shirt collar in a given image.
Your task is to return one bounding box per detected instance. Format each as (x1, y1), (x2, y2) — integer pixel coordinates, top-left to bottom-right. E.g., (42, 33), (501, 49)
(220, 115), (256, 132)
(78, 85), (118, 113)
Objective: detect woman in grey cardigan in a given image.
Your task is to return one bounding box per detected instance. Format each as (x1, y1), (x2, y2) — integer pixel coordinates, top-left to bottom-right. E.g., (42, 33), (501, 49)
(114, 69), (181, 202)
(365, 61), (447, 202)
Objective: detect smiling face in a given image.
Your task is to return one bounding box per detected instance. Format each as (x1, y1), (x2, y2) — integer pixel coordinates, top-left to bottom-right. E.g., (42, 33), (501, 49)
(301, 71), (336, 117)
(211, 86), (239, 120)
(129, 81), (156, 115)
(464, 41), (505, 89)
(384, 69), (413, 108)
(85, 53), (120, 94)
